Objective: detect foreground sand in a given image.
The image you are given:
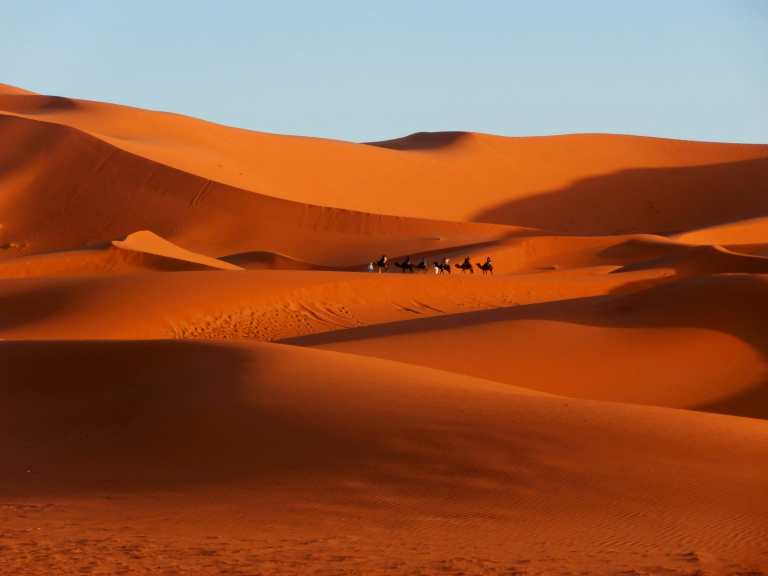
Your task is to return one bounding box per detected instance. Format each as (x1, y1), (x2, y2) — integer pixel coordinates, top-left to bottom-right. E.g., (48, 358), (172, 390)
(1, 83), (767, 575)
(2, 340), (767, 575)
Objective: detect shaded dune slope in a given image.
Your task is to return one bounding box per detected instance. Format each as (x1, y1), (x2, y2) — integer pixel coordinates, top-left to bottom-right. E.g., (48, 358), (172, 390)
(613, 244), (768, 278)
(283, 274), (768, 419)
(1, 339), (766, 574)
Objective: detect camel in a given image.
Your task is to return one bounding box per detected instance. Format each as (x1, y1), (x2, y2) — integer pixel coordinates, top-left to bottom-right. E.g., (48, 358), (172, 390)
(394, 261), (415, 274)
(476, 262), (493, 275)
(376, 256), (388, 273)
(454, 261), (474, 274)
(434, 261), (451, 274)
(414, 261), (428, 274)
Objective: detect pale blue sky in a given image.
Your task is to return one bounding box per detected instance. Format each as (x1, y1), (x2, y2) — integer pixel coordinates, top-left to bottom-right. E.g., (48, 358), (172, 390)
(1, 1), (766, 143)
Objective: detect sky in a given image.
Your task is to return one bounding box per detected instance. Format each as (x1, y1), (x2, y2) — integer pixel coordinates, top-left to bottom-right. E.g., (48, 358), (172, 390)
(1, 1), (766, 144)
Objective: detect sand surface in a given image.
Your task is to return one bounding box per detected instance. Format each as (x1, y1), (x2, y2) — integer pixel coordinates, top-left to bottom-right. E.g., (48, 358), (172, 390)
(1, 83), (767, 575)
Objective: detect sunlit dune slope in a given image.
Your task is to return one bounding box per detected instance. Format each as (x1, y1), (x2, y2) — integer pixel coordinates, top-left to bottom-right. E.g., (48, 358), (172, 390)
(0, 269), (667, 341)
(672, 215), (768, 245)
(1, 339), (766, 575)
(2, 83), (768, 236)
(0, 83), (36, 96)
(283, 274), (768, 419)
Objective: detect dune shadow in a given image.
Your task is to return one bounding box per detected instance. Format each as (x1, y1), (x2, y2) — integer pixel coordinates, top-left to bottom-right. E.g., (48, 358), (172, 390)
(694, 379), (768, 420)
(0, 339), (547, 499)
(472, 158), (768, 235)
(0, 340), (381, 497)
(363, 131), (469, 151)
(0, 282), (74, 334)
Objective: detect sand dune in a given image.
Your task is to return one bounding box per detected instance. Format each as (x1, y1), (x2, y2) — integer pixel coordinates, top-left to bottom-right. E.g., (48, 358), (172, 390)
(284, 274), (768, 419)
(1, 82), (767, 573)
(220, 251), (339, 270)
(2, 83), (768, 235)
(466, 233), (688, 274)
(0, 112), (541, 263)
(613, 244), (768, 278)
(1, 339), (766, 574)
(673, 215), (768, 245)
(0, 269), (668, 341)
(0, 231), (242, 279)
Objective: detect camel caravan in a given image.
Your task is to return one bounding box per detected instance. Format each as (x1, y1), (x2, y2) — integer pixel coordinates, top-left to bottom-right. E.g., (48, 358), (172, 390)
(369, 255), (493, 275)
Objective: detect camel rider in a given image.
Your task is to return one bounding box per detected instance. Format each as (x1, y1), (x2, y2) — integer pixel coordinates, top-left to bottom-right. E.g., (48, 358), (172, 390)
(421, 257), (427, 266)
(404, 255), (410, 265)
(486, 256), (492, 266)
(441, 257), (449, 266)
(464, 256), (471, 265)
(381, 255), (387, 264)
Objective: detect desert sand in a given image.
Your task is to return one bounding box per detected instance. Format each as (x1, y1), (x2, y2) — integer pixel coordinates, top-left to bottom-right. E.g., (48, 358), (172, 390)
(0, 82), (767, 575)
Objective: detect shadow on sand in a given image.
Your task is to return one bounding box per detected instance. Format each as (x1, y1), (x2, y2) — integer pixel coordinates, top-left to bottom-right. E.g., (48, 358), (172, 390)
(472, 158), (768, 235)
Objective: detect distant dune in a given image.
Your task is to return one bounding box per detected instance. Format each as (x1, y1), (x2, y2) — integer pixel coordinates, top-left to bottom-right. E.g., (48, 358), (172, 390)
(2, 84), (768, 244)
(0, 82), (766, 574)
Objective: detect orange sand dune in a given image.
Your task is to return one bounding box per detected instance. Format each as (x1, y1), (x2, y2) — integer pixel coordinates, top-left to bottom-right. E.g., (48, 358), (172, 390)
(724, 241), (768, 257)
(0, 269), (666, 341)
(362, 234), (691, 276)
(0, 113), (537, 261)
(221, 251), (339, 271)
(0, 83), (36, 96)
(284, 274), (768, 419)
(466, 233), (688, 274)
(2, 83), (768, 574)
(0, 231), (242, 279)
(2, 83), (768, 235)
(225, 234), (689, 275)
(673, 215), (768, 245)
(613, 244), (768, 279)
(1, 339), (766, 575)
